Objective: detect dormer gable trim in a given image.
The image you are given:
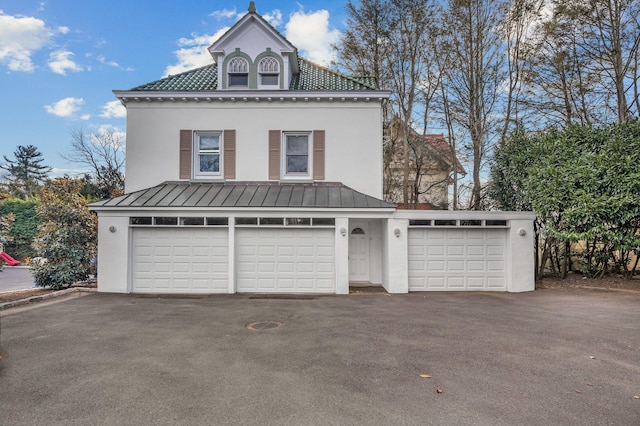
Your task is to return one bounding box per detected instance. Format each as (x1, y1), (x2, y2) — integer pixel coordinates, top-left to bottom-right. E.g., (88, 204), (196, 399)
(208, 5), (298, 72)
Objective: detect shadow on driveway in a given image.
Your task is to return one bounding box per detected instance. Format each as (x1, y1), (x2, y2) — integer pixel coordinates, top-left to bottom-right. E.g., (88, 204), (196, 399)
(0, 289), (639, 425)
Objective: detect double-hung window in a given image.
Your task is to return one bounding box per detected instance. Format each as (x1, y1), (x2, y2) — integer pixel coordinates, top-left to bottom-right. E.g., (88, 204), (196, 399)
(228, 57), (249, 88)
(283, 132), (311, 179)
(258, 57), (279, 88)
(194, 131), (222, 178)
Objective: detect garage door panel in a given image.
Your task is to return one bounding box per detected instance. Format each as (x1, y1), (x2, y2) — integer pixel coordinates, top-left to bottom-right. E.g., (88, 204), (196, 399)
(409, 228), (507, 291)
(132, 228), (229, 293)
(447, 276), (465, 288)
(237, 228), (334, 293)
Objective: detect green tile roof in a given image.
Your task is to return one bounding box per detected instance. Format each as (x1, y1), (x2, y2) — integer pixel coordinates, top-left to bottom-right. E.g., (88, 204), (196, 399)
(291, 58), (377, 91)
(129, 59), (378, 92)
(131, 64), (218, 91)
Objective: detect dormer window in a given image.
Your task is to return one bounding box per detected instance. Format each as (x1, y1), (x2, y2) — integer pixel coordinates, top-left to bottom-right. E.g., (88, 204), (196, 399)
(228, 57), (249, 87)
(259, 57), (279, 87)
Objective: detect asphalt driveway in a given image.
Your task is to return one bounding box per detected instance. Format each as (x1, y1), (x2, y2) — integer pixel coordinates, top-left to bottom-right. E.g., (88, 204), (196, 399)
(0, 267), (35, 292)
(0, 289), (638, 425)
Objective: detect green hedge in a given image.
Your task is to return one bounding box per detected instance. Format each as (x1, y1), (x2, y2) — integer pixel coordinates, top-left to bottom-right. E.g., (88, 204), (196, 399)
(0, 198), (41, 261)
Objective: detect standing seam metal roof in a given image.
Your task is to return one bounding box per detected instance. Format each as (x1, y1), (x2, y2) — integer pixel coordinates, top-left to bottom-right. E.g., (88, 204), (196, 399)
(91, 182), (395, 209)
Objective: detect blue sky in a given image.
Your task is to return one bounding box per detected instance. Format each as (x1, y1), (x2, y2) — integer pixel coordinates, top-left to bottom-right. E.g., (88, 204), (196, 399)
(0, 0), (349, 177)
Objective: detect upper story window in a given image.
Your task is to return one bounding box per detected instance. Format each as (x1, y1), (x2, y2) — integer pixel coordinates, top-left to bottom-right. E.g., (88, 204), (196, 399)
(259, 57), (279, 87)
(228, 57), (249, 87)
(194, 131), (222, 178)
(282, 132), (312, 179)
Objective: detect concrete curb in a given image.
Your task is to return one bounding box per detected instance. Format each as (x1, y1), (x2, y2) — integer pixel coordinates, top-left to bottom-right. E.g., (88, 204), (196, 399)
(0, 287), (96, 311)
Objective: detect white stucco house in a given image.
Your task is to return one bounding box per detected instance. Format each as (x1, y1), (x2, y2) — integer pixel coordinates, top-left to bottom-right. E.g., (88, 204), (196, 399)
(91, 3), (535, 295)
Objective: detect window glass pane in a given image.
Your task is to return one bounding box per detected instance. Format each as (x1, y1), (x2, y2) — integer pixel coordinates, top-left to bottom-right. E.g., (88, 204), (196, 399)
(434, 219), (456, 226)
(460, 220), (482, 226)
(181, 217), (204, 226)
(206, 217), (229, 226)
(155, 217), (178, 226)
(130, 217), (152, 225)
(312, 218), (335, 226)
(409, 219), (431, 226)
(485, 220), (508, 226)
(236, 217), (258, 225)
(287, 156), (308, 173)
(199, 135), (219, 150)
(200, 154), (220, 173)
(286, 136), (308, 154)
(229, 73), (248, 86)
(261, 74), (278, 85)
(286, 217), (311, 226)
(260, 217), (284, 225)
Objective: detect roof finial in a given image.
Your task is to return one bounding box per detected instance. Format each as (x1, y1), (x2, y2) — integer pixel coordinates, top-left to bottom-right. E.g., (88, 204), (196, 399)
(248, 2), (256, 13)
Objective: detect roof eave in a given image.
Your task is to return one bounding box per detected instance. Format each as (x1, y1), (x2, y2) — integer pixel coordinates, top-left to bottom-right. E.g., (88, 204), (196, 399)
(113, 90), (391, 104)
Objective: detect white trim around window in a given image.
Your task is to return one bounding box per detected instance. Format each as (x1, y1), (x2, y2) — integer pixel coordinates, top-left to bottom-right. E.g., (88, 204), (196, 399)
(281, 131), (312, 180)
(193, 131), (223, 178)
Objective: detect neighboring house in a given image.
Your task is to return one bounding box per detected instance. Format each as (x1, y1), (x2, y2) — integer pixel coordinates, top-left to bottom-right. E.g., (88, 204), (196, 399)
(91, 3), (535, 295)
(384, 117), (465, 209)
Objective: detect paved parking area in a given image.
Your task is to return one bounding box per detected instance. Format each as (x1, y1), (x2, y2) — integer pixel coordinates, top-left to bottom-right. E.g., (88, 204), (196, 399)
(0, 289), (639, 425)
(0, 267), (35, 292)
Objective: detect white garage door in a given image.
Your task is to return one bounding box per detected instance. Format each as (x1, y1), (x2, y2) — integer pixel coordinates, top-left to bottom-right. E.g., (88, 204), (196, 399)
(132, 228), (229, 293)
(408, 228), (507, 291)
(236, 228), (335, 293)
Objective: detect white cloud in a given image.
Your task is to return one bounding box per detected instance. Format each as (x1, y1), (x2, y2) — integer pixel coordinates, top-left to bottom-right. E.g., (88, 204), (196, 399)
(210, 8), (237, 20)
(285, 9), (339, 65)
(263, 10), (283, 27)
(164, 28), (228, 76)
(48, 49), (83, 75)
(100, 100), (126, 118)
(0, 10), (61, 72)
(37, 3), (47, 12)
(44, 97), (86, 118)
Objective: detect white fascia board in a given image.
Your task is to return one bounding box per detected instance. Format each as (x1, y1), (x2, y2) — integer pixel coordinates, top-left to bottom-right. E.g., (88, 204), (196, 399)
(393, 210), (537, 221)
(91, 206), (396, 216)
(113, 90), (391, 103)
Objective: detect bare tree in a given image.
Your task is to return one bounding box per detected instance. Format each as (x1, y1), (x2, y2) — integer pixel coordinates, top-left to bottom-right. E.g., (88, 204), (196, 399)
(438, 0), (507, 210)
(62, 128), (125, 198)
(563, 0), (640, 122)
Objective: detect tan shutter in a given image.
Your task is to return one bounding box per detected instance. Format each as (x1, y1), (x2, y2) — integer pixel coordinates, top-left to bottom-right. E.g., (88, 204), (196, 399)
(223, 129), (236, 179)
(179, 130), (192, 179)
(269, 130), (281, 180)
(313, 130), (325, 180)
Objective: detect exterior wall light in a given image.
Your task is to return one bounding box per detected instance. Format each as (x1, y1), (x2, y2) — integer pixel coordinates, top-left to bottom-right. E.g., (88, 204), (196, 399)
(340, 227), (347, 236)
(518, 228), (526, 236)
(393, 228), (401, 237)
(109, 225), (117, 233)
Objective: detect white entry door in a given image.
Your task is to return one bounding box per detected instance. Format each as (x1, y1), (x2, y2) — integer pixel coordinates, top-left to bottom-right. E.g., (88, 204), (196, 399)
(349, 223), (370, 282)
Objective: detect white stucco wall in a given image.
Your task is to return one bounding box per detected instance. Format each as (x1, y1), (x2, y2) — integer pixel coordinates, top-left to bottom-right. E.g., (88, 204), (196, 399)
(96, 214), (130, 293)
(507, 218), (536, 292)
(124, 101), (384, 199)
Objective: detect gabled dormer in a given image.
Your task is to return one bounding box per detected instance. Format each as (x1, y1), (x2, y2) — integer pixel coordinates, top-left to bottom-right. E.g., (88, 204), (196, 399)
(208, 2), (299, 90)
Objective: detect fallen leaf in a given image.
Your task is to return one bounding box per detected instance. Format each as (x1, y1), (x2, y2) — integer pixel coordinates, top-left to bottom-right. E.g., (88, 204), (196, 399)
(574, 389), (582, 394)
(586, 383), (594, 387)
(436, 389), (443, 394)
(589, 356), (596, 360)
(634, 396), (639, 400)
(419, 374), (432, 379)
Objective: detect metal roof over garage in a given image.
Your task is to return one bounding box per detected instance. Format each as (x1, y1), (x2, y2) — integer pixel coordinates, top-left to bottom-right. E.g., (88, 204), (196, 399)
(90, 182), (396, 209)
